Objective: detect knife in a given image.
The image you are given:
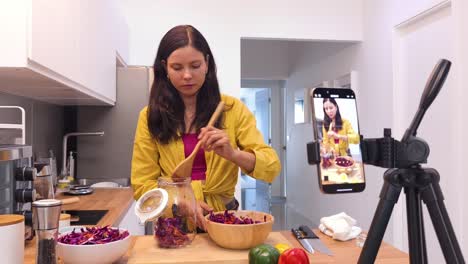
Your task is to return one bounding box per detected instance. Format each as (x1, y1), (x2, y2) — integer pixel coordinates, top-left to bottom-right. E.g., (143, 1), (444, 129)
(292, 228), (315, 254)
(299, 225), (333, 256)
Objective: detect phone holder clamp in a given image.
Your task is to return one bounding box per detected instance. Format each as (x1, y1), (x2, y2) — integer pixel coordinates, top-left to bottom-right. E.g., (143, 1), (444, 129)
(306, 128), (430, 169)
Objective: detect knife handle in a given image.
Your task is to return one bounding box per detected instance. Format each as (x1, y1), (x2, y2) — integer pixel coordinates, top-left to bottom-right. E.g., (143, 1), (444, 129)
(299, 225), (319, 239)
(291, 228), (304, 239)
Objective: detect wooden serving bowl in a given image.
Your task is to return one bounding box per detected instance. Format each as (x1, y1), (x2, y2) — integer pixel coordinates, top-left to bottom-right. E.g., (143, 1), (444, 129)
(205, 210), (274, 249)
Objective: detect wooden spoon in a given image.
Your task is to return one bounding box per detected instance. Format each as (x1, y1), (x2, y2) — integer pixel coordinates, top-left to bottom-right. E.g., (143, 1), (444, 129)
(171, 101), (225, 179)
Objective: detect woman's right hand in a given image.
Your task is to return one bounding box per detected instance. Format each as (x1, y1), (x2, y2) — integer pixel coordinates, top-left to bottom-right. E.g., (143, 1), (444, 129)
(327, 130), (338, 138)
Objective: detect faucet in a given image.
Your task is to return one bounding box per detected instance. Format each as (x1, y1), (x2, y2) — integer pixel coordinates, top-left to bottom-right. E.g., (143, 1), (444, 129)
(61, 132), (105, 178)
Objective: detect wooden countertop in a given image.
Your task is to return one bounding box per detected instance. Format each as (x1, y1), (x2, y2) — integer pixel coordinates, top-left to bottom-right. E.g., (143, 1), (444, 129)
(56, 188), (134, 227)
(116, 230), (408, 263)
(23, 188), (408, 263)
(24, 188), (134, 263)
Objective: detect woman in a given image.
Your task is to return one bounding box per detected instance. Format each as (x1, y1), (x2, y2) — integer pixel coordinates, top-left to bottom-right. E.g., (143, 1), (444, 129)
(131, 25), (281, 230)
(321, 98), (359, 156)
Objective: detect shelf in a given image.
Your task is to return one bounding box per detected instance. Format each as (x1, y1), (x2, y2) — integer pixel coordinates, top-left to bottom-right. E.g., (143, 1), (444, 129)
(0, 124), (23, 129)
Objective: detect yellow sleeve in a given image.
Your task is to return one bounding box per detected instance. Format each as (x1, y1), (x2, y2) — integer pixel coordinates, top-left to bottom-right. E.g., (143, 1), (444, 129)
(322, 124), (330, 148)
(343, 119), (360, 144)
(234, 101), (281, 183)
(131, 107), (160, 200)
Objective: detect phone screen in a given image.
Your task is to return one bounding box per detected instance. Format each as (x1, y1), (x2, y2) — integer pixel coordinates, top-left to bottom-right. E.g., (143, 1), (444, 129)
(311, 88), (365, 193)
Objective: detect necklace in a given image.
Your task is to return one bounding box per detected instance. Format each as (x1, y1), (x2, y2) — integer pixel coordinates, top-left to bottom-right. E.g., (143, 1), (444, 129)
(185, 111), (195, 120)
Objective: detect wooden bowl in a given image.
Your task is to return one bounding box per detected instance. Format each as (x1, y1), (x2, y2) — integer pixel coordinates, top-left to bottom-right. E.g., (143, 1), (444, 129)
(205, 210), (274, 249)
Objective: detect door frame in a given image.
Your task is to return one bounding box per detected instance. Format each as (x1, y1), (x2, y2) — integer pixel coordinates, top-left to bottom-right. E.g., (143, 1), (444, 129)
(241, 79), (287, 199)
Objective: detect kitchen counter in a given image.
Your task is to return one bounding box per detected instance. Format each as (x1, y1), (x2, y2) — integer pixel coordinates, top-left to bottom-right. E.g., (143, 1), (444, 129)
(23, 188), (408, 263)
(56, 188), (134, 226)
(24, 188), (134, 263)
(117, 231), (408, 263)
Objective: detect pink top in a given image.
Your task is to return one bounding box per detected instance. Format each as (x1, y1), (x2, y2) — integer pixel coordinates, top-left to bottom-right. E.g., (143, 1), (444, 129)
(182, 133), (207, 181)
(333, 128), (340, 145)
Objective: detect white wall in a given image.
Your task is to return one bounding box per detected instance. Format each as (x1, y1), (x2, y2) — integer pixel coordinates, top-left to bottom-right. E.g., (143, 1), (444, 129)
(118, 0), (363, 97)
(241, 39), (290, 80)
(454, 0), (468, 256)
(284, 0), (468, 262)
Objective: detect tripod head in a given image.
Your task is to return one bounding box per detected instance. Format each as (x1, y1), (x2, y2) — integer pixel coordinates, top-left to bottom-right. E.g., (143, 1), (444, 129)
(307, 59), (452, 169)
(402, 59), (451, 143)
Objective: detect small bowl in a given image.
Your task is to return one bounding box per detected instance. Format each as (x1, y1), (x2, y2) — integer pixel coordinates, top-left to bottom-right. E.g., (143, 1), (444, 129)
(205, 210), (274, 249)
(57, 227), (131, 264)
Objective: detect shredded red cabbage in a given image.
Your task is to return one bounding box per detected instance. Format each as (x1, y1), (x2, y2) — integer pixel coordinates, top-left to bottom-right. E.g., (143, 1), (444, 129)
(154, 217), (190, 248)
(58, 226), (129, 245)
(208, 210), (265, 224)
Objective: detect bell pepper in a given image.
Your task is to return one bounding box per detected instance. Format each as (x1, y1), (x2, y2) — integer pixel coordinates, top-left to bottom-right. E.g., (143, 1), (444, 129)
(278, 248), (310, 264)
(274, 243), (291, 254)
(248, 244), (280, 264)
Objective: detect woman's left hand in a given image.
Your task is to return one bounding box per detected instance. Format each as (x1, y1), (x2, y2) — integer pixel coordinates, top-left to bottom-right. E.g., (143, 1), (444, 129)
(196, 201), (212, 231)
(199, 127), (235, 160)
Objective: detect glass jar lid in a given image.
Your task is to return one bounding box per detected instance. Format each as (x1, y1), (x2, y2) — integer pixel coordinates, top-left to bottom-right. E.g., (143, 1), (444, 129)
(134, 188), (168, 224)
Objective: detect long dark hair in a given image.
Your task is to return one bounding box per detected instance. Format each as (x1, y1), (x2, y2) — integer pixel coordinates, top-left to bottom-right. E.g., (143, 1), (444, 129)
(148, 25), (222, 144)
(323, 98), (343, 131)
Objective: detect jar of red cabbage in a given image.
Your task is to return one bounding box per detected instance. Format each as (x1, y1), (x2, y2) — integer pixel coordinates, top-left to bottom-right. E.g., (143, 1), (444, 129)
(152, 177), (197, 248)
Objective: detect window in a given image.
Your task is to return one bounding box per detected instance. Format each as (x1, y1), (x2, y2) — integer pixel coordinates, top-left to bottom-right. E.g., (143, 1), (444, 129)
(294, 98), (304, 124)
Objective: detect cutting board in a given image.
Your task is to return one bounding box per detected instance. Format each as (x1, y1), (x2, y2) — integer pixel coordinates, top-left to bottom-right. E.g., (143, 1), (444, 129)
(127, 232), (291, 264)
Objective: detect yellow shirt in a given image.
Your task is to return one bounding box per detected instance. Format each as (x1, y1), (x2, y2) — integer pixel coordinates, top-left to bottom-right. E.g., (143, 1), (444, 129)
(131, 94), (281, 211)
(321, 118), (359, 156)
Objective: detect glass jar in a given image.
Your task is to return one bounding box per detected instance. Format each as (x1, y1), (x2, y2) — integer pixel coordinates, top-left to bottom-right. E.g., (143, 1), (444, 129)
(34, 163), (54, 200)
(153, 177), (197, 248)
(355, 232), (367, 247)
(34, 174), (55, 200)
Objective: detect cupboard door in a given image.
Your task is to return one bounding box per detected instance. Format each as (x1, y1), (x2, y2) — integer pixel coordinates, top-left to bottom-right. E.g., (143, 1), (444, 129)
(29, 0), (117, 103)
(0, 0), (28, 67)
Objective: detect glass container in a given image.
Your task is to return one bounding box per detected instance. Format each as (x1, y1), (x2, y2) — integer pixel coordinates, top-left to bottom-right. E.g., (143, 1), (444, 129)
(355, 232), (367, 247)
(34, 163), (54, 200)
(153, 177), (197, 248)
(135, 177), (198, 248)
(34, 175), (54, 200)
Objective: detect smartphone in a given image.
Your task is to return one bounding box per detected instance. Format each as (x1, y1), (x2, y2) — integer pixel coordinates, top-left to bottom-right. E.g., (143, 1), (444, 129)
(310, 88), (365, 193)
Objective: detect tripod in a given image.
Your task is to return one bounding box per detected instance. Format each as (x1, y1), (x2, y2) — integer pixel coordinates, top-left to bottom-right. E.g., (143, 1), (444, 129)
(357, 59), (465, 264)
(306, 59), (465, 263)
(358, 166), (464, 263)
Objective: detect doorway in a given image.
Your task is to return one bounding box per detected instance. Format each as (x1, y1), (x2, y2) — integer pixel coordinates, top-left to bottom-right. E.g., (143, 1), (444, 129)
(240, 80), (287, 230)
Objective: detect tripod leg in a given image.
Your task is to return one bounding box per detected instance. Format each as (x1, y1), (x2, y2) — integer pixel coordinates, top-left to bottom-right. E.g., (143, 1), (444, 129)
(420, 168), (465, 263)
(358, 169), (402, 264)
(405, 186), (428, 263)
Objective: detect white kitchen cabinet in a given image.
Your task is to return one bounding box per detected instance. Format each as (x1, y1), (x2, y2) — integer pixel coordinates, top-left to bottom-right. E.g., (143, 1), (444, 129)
(118, 200), (145, 236)
(0, 0), (129, 105)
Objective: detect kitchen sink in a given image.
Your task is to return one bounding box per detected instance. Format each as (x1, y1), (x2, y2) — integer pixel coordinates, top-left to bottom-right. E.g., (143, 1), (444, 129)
(75, 178), (130, 188)
(62, 210), (109, 225)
